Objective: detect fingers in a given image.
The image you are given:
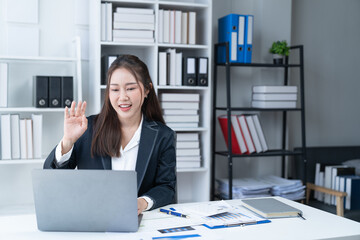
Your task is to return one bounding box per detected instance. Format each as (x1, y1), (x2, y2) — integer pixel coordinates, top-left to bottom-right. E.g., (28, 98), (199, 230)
(65, 101), (87, 118)
(75, 100), (82, 117)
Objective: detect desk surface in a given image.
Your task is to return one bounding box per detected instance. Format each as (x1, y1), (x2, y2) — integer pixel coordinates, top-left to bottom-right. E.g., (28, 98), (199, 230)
(1, 197), (359, 240)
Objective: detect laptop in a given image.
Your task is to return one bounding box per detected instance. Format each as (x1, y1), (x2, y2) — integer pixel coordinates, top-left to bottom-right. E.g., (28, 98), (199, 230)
(32, 169), (141, 232)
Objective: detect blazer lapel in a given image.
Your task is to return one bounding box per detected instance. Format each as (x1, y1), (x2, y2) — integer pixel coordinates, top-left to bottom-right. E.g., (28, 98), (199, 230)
(136, 118), (158, 190)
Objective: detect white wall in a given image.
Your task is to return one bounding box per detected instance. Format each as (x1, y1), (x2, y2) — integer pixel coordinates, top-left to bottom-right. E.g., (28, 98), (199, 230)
(289, 0), (360, 150)
(212, 0), (292, 179)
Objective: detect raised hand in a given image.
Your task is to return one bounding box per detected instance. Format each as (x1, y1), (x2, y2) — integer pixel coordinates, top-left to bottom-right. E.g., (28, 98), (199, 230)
(61, 101), (87, 154)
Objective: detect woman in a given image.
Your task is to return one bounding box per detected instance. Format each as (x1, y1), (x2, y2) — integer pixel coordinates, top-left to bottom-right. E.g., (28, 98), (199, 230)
(44, 55), (176, 214)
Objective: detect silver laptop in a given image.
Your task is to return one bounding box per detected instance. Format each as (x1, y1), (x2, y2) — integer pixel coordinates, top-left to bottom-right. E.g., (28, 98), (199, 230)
(32, 169), (141, 232)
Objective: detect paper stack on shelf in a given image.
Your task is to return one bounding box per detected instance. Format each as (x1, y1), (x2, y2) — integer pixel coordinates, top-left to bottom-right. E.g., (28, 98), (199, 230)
(101, 5), (155, 43)
(216, 175), (305, 200)
(160, 93), (200, 128)
(251, 86), (298, 108)
(176, 133), (201, 168)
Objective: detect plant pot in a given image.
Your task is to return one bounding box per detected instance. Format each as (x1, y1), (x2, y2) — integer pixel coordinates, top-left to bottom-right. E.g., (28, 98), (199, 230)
(272, 54), (284, 64)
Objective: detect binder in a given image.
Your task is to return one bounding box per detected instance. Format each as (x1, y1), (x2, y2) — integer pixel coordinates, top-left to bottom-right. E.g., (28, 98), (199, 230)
(183, 57), (197, 86)
(244, 15), (254, 63)
(61, 77), (73, 108)
(197, 57), (208, 86)
(101, 55), (118, 85)
(49, 76), (61, 108)
(218, 14), (246, 63)
(34, 76), (49, 108)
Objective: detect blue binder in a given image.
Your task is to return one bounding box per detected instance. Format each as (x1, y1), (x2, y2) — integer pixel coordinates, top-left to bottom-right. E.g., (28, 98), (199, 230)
(244, 15), (254, 63)
(217, 14), (246, 64)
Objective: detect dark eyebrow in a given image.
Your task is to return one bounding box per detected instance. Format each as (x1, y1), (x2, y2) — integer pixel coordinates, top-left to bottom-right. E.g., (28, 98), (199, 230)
(110, 82), (137, 86)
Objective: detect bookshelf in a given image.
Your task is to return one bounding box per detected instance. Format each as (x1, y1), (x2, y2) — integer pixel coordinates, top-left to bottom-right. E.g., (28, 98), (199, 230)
(89, 0), (212, 203)
(211, 43), (307, 200)
(0, 38), (82, 163)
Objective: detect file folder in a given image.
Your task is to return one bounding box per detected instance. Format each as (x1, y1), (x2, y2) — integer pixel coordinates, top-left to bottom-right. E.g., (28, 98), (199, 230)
(244, 15), (254, 63)
(183, 57), (197, 86)
(197, 57), (208, 86)
(49, 76), (61, 108)
(101, 55), (118, 85)
(217, 14), (246, 64)
(34, 76), (49, 108)
(61, 76), (73, 108)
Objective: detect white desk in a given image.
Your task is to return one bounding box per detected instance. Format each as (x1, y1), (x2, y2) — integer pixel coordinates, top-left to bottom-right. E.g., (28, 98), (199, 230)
(1, 197), (359, 240)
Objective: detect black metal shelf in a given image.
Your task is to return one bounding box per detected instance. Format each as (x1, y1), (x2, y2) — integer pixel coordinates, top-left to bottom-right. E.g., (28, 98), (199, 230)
(211, 42), (307, 200)
(216, 62), (301, 67)
(214, 149), (303, 158)
(215, 107), (302, 112)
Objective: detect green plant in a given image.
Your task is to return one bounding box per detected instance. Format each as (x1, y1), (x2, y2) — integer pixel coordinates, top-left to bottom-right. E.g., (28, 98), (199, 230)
(269, 40), (290, 56)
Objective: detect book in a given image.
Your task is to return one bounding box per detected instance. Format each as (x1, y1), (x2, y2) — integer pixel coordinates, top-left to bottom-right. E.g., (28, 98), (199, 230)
(10, 114), (21, 159)
(242, 198), (303, 218)
(26, 119), (33, 159)
(158, 52), (167, 86)
(245, 115), (262, 153)
(176, 141), (199, 149)
(19, 119), (27, 159)
(1, 114), (12, 159)
(113, 13), (155, 24)
(188, 12), (196, 44)
(252, 101), (297, 109)
(112, 37), (154, 43)
(237, 115), (255, 154)
(163, 109), (198, 115)
(324, 165), (343, 204)
(177, 161), (201, 168)
(218, 115), (241, 154)
(164, 115), (199, 123)
(176, 133), (199, 141)
(252, 86), (298, 93)
(344, 176), (360, 210)
(231, 115), (248, 154)
(177, 155), (201, 161)
(115, 7), (154, 15)
(31, 114), (42, 159)
(167, 122), (198, 128)
(161, 102), (199, 110)
(175, 10), (182, 44)
(160, 93), (200, 102)
(252, 93), (297, 101)
(252, 115), (268, 152)
(181, 12), (188, 44)
(176, 148), (200, 156)
(112, 29), (153, 39)
(163, 10), (170, 43)
(106, 3), (112, 41)
(158, 9), (163, 43)
(113, 22), (155, 30)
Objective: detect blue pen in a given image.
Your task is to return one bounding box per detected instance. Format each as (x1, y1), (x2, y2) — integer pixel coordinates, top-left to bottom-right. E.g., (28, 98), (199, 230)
(153, 234), (201, 239)
(159, 208), (189, 218)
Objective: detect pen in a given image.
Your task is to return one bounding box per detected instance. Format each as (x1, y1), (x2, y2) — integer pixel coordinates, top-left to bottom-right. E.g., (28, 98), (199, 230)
(159, 208), (189, 218)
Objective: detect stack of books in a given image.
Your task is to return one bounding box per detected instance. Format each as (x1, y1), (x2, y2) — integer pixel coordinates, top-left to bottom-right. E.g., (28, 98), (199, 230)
(176, 133), (201, 169)
(158, 49), (182, 86)
(218, 114), (268, 154)
(251, 86), (298, 108)
(158, 9), (196, 44)
(314, 163), (360, 210)
(160, 93), (200, 129)
(0, 114), (42, 160)
(101, 4), (155, 43)
(216, 175), (305, 200)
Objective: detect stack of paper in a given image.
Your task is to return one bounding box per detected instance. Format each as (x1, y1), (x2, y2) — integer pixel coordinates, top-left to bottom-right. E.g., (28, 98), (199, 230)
(216, 175), (305, 200)
(176, 133), (201, 169)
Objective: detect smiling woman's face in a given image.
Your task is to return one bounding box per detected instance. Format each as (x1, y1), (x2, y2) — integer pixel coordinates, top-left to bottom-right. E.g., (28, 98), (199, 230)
(109, 68), (148, 124)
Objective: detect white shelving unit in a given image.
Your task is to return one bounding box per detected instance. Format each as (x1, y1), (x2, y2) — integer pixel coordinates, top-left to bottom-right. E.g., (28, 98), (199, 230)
(89, 0), (212, 203)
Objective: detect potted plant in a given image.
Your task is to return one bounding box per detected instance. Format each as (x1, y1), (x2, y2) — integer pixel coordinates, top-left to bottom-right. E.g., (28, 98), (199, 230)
(269, 40), (290, 64)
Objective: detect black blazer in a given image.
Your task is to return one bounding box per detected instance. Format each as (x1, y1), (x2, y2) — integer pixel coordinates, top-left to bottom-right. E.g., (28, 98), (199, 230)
(43, 115), (176, 210)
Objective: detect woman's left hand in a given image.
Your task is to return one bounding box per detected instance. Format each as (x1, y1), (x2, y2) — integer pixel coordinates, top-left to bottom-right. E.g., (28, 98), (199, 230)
(137, 198), (148, 215)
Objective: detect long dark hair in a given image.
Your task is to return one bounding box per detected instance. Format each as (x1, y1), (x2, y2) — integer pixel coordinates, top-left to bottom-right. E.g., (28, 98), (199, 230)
(91, 55), (164, 157)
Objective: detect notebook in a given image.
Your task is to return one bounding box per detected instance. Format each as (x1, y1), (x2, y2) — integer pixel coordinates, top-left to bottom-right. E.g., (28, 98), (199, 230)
(241, 198), (303, 219)
(32, 169), (141, 232)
